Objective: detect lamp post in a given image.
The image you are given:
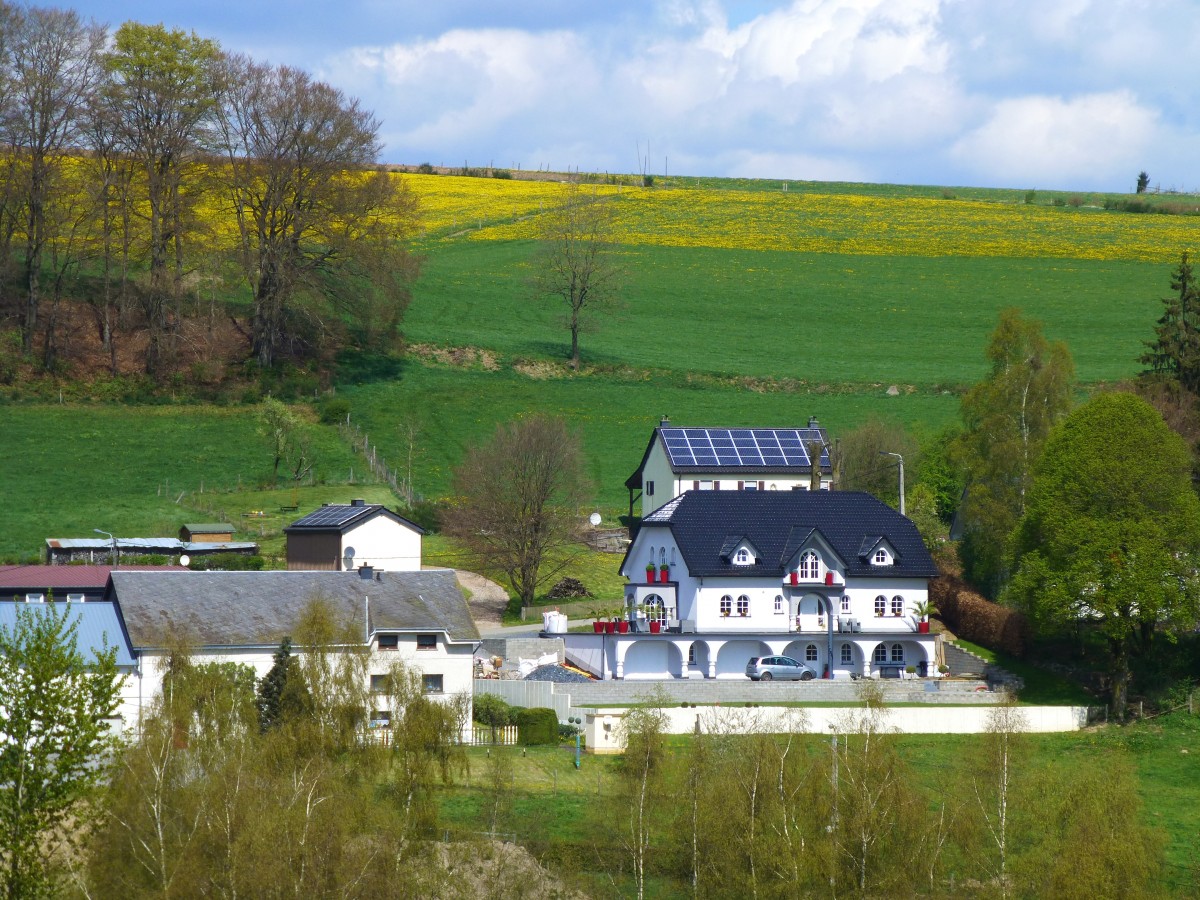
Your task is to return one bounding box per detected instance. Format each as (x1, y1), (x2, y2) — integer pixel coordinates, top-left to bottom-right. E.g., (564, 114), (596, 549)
(878, 451), (905, 516)
(94, 529), (117, 565)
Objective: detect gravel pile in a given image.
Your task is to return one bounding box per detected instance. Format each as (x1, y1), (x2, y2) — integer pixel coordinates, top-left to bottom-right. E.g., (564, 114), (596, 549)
(524, 664), (592, 683)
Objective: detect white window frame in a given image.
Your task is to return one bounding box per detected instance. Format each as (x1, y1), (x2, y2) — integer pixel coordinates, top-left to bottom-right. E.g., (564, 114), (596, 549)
(841, 595), (851, 613)
(736, 595), (750, 616)
(774, 594), (784, 614)
(840, 643), (853, 665)
(891, 595), (904, 617)
(874, 595), (886, 617)
(891, 643), (904, 663)
(873, 548), (890, 565)
(720, 595), (732, 617)
(873, 644), (888, 664)
(805, 643), (818, 662)
(799, 550), (820, 580)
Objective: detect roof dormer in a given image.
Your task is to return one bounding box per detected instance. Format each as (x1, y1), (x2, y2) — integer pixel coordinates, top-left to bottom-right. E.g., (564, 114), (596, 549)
(719, 535), (760, 566)
(860, 536), (900, 566)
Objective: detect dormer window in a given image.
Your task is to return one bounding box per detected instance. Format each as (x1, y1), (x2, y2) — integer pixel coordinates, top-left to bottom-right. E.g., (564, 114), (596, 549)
(799, 550), (820, 580)
(871, 547), (893, 566)
(735, 548), (751, 565)
(24, 593), (44, 603)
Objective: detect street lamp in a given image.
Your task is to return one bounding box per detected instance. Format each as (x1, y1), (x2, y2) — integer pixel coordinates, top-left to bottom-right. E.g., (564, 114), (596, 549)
(94, 528), (117, 565)
(878, 452), (905, 516)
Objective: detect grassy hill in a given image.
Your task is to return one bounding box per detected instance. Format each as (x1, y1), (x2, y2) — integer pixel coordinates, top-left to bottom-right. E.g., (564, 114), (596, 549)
(1, 171), (1195, 558)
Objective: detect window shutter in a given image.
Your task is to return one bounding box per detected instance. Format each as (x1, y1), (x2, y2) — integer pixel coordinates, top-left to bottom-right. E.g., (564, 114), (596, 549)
(694, 481), (699, 490)
(758, 480), (765, 490)
(738, 480), (744, 490)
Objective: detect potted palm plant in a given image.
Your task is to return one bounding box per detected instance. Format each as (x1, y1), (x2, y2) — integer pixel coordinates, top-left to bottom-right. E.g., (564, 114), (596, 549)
(911, 599), (938, 634)
(589, 605), (605, 634)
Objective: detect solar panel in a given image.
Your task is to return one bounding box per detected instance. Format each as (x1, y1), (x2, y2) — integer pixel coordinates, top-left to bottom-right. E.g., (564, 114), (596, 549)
(660, 427), (828, 470)
(291, 505), (367, 528)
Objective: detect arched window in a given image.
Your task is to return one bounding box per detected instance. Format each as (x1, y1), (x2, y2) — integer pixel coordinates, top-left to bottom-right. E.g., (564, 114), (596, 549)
(891, 643), (904, 662)
(806, 643), (818, 662)
(645, 595), (665, 622)
(840, 644), (853, 665)
(720, 595), (732, 617)
(873, 644), (888, 663)
(874, 595), (887, 617)
(799, 550), (821, 579)
(891, 595), (904, 617)
(873, 548), (889, 565)
(735, 548), (750, 564)
(660, 548), (667, 566)
(774, 594), (784, 613)
(841, 595), (851, 613)
(737, 595), (750, 616)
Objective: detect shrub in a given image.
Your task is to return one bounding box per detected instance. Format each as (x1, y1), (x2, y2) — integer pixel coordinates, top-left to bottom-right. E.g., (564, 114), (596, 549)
(318, 397), (350, 425)
(931, 575), (1030, 657)
(515, 707), (559, 745)
(399, 498), (440, 534)
(191, 554), (266, 571)
(492, 169), (512, 179)
(416, 162), (435, 175)
(473, 693), (514, 729)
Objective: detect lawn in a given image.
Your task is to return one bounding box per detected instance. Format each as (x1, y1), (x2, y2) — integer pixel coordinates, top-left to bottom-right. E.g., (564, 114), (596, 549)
(407, 240), (1167, 387)
(0, 404), (368, 560)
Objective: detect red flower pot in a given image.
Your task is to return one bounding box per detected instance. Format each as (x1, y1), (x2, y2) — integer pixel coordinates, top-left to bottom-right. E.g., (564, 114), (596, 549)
(825, 572), (835, 586)
(593, 621), (604, 633)
(649, 620), (661, 634)
(790, 571), (799, 585)
(646, 570), (655, 584)
(659, 569), (670, 583)
(604, 621), (616, 634)
(618, 620), (630, 634)
(918, 621), (930, 634)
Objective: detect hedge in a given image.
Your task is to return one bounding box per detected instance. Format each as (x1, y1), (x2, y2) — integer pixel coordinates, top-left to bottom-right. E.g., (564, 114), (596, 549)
(930, 575), (1030, 658)
(515, 707), (559, 745)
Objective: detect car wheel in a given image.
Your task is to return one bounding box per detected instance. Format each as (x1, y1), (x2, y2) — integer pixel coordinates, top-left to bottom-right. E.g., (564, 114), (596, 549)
(800, 671), (814, 681)
(761, 672), (773, 681)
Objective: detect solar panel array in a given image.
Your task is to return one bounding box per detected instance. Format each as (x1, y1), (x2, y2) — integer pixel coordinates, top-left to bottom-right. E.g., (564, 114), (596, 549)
(290, 505), (371, 528)
(660, 428), (827, 469)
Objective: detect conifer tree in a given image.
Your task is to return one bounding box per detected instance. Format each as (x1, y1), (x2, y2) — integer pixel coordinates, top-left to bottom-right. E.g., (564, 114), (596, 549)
(1141, 252), (1200, 392)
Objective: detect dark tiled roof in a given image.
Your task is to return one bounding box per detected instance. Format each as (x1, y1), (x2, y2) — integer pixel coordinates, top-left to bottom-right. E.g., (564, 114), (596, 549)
(285, 504), (425, 535)
(639, 490), (938, 579)
(109, 569), (475, 649)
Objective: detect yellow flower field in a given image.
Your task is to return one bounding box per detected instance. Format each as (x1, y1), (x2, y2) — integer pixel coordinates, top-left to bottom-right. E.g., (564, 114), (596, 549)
(398, 172), (1200, 263)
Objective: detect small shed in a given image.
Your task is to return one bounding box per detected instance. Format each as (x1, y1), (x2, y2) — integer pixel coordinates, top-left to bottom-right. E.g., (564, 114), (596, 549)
(180, 523), (235, 542)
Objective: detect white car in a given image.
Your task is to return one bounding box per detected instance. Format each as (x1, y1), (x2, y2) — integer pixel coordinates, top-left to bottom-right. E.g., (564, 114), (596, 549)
(745, 656), (817, 681)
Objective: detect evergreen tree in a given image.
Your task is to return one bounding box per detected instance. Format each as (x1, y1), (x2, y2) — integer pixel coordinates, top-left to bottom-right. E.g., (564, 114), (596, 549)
(256, 637), (298, 731)
(1141, 252), (1200, 392)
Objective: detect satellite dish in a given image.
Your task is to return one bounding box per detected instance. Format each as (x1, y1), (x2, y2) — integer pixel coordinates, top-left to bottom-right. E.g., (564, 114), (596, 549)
(179, 555), (191, 567)
(589, 512), (602, 527)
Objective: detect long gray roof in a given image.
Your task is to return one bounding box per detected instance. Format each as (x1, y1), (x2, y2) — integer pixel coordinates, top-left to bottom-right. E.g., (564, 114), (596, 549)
(107, 569), (478, 649)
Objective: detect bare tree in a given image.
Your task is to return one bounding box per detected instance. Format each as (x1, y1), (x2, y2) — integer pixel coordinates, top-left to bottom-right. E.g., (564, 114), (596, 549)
(215, 56), (420, 369)
(100, 22), (222, 378)
(443, 415), (591, 607)
(531, 182), (621, 370)
(3, 5), (104, 361)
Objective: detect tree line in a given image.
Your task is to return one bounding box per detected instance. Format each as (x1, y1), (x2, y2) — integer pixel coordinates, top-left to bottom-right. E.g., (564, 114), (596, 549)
(0, 6), (419, 380)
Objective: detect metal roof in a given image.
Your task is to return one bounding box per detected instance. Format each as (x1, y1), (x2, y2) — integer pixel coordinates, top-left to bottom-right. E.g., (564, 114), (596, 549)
(0, 600), (136, 668)
(181, 524), (235, 533)
(0, 565), (185, 590)
(46, 538), (258, 552)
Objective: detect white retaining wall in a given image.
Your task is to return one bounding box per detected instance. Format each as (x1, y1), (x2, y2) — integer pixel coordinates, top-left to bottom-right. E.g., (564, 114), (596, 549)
(583, 704), (1092, 753)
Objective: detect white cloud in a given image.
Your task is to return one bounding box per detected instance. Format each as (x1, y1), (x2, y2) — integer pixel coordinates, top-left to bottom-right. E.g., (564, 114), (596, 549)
(949, 91), (1158, 188)
(727, 150), (871, 181)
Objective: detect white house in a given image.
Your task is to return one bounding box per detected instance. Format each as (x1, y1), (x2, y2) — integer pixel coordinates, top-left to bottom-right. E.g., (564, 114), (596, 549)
(104, 568), (479, 732)
(625, 418), (832, 520)
(564, 490), (940, 681)
(284, 500), (424, 571)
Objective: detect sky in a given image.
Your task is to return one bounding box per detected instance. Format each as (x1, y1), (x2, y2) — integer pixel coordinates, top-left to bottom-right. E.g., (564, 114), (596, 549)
(64, 0), (1200, 192)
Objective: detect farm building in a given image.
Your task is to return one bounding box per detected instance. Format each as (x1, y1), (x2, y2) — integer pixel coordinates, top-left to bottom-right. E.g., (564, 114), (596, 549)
(284, 499), (424, 571)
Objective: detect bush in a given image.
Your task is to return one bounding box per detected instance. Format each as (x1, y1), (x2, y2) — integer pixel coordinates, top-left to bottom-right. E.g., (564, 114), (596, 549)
(557, 722), (580, 740)
(473, 693), (514, 729)
(416, 162), (435, 175)
(515, 707), (559, 745)
(318, 397), (350, 425)
(399, 498), (440, 534)
(191, 554), (266, 571)
(931, 575), (1030, 656)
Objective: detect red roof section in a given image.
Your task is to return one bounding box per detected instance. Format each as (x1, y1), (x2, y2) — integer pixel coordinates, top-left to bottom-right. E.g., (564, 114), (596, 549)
(0, 565), (187, 589)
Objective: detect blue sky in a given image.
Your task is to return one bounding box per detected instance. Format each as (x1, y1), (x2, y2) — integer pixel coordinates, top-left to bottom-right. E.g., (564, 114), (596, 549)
(67, 0), (1200, 191)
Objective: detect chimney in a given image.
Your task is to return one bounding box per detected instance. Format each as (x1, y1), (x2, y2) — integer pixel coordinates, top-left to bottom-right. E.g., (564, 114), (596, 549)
(659, 415), (670, 427)
(358, 564), (374, 580)
(351, 498), (365, 507)
(808, 415), (819, 428)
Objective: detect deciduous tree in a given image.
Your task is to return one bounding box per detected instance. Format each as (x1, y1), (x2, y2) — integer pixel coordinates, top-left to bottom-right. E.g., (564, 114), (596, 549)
(956, 309), (1074, 596)
(443, 415), (591, 606)
(1007, 392), (1200, 718)
(216, 56), (420, 368)
(531, 182), (621, 370)
(0, 601), (121, 896)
